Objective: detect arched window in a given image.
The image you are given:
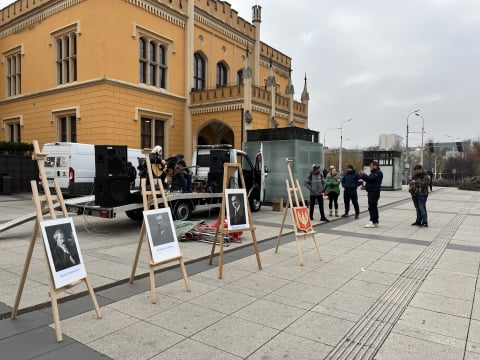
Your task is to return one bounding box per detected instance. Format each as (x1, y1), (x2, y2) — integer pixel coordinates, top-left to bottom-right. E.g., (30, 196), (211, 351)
(216, 61), (228, 87)
(193, 53), (206, 90)
(237, 69), (243, 85)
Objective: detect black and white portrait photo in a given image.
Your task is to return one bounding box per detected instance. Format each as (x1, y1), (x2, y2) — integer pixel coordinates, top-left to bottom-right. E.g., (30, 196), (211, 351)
(226, 189), (249, 230)
(41, 218), (86, 289)
(146, 211), (175, 247)
(144, 208), (181, 263)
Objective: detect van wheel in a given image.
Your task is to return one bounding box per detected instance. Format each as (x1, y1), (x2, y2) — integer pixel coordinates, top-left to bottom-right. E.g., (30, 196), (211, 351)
(126, 209), (143, 221)
(173, 201), (192, 221)
(250, 197), (262, 212)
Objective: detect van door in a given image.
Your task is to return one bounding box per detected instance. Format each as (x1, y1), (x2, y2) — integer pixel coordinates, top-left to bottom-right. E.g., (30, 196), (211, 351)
(43, 145), (72, 195)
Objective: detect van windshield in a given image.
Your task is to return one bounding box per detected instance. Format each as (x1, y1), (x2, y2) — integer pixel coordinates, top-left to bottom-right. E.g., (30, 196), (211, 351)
(45, 156), (69, 168)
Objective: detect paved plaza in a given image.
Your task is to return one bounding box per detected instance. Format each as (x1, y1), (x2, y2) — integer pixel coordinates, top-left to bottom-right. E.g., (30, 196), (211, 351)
(1, 186), (480, 359)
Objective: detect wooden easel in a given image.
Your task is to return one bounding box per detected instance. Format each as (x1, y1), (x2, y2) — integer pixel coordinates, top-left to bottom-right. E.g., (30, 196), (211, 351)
(209, 163), (262, 279)
(11, 140), (102, 342)
(275, 159), (322, 265)
(129, 148), (191, 303)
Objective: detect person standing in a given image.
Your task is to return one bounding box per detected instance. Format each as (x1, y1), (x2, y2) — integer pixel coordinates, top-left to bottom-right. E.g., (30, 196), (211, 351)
(127, 161), (137, 190)
(359, 160), (383, 228)
(341, 165), (361, 219)
(304, 164), (329, 222)
(409, 164), (430, 227)
(326, 167), (341, 217)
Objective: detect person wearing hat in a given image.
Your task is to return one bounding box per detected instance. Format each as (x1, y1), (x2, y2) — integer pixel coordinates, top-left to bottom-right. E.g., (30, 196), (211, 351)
(341, 165), (362, 219)
(304, 164), (329, 222)
(359, 160), (383, 228)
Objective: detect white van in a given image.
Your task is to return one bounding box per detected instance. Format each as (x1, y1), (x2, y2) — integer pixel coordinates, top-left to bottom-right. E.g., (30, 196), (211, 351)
(41, 142), (144, 197)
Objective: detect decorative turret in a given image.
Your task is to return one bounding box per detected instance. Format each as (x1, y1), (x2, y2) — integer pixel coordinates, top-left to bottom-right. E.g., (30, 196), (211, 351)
(285, 68), (294, 95)
(243, 47), (253, 142)
(243, 47), (252, 80)
(301, 73), (310, 128)
(286, 68), (295, 126)
(301, 73), (309, 103)
(265, 57), (276, 89)
(252, 5), (262, 86)
(252, 5), (262, 23)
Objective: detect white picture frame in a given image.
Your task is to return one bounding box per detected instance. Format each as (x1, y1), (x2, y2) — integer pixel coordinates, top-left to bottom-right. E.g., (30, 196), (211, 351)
(144, 208), (181, 263)
(40, 217), (87, 289)
(225, 188), (250, 230)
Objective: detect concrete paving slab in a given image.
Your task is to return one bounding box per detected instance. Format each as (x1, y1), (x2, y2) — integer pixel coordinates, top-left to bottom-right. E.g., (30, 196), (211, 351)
(191, 316), (279, 358)
(398, 306), (470, 340)
(409, 291), (472, 318)
(148, 301), (226, 336)
(337, 279), (391, 299)
(419, 268), (477, 301)
(189, 287), (258, 315)
(87, 321), (184, 360)
(354, 269), (400, 286)
(247, 332), (332, 360)
(58, 307), (138, 344)
(107, 291), (181, 320)
(233, 298), (307, 330)
(285, 311), (355, 346)
(31, 342), (110, 360)
(375, 332), (464, 360)
(149, 338), (241, 360)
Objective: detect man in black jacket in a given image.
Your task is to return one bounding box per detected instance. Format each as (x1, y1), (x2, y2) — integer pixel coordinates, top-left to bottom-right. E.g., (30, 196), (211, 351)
(341, 165), (362, 219)
(359, 160), (383, 228)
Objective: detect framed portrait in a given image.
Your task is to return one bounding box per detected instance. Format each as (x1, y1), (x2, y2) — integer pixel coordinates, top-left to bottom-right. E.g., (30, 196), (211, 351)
(40, 217), (87, 289)
(225, 188), (250, 231)
(144, 208), (181, 263)
(293, 206), (313, 232)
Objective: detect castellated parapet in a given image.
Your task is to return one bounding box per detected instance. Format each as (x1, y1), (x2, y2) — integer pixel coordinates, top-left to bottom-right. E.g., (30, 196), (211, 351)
(194, 0), (256, 39)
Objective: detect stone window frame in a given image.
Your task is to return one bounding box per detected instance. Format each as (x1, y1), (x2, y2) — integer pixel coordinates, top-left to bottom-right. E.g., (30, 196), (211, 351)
(2, 44), (24, 97)
(133, 24), (173, 90)
(2, 115), (23, 142)
(51, 107), (80, 143)
(50, 22), (80, 86)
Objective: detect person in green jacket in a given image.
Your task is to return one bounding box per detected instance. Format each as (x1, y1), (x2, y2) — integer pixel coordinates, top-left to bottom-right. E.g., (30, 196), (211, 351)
(325, 167), (341, 217)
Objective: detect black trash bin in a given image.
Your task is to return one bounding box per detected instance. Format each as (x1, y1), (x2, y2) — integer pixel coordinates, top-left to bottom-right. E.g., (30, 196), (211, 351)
(1, 175), (12, 194)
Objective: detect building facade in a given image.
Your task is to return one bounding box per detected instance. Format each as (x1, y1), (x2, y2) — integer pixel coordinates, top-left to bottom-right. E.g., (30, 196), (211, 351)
(0, 0), (309, 162)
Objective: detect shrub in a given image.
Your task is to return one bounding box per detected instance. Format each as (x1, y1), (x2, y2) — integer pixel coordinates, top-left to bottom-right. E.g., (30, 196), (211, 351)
(0, 141), (34, 155)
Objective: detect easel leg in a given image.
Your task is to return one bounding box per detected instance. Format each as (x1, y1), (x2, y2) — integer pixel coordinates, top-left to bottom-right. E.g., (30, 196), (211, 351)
(84, 277), (102, 319)
(178, 257), (191, 292)
(130, 222), (146, 283)
(11, 219), (40, 319)
(311, 233), (323, 261)
(251, 230), (262, 270)
(49, 286), (63, 342)
(218, 233), (224, 279)
(275, 205), (289, 253)
(148, 247), (157, 303)
(209, 223), (220, 265)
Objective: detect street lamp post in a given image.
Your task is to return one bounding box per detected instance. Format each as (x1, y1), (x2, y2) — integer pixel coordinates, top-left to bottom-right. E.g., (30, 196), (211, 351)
(414, 113), (425, 165)
(339, 118), (352, 175)
(405, 110), (420, 183)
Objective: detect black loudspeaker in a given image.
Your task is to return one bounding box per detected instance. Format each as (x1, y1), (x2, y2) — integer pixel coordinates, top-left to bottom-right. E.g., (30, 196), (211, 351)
(456, 142), (463, 152)
(209, 150), (229, 173)
(207, 172), (223, 193)
(95, 145), (128, 177)
(94, 176), (131, 207)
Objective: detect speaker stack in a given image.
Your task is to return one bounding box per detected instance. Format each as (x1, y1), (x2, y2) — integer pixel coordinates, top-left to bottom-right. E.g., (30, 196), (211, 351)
(206, 150), (229, 193)
(94, 145), (131, 207)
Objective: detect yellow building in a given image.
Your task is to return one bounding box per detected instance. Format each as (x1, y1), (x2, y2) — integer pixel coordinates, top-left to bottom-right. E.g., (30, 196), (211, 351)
(0, 0), (309, 162)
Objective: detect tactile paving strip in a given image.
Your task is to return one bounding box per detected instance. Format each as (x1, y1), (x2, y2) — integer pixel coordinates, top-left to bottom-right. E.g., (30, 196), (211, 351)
(325, 196), (478, 360)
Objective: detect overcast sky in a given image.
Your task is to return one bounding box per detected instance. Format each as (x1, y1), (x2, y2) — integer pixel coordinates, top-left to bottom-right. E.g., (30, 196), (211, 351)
(2, 0), (479, 148)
